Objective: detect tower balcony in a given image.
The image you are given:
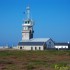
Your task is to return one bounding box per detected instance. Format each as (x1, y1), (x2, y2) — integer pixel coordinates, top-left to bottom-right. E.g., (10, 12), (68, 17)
(22, 30), (30, 33)
(22, 30), (34, 33)
(22, 19), (33, 26)
(22, 23), (33, 27)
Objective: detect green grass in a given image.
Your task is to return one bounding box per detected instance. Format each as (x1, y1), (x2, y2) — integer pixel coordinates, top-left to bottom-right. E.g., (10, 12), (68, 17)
(0, 50), (70, 70)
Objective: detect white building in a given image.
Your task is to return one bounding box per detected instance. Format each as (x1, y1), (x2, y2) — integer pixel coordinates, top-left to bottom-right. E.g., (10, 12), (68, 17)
(18, 38), (54, 50)
(54, 43), (68, 50)
(18, 6), (54, 50)
(0, 46), (8, 49)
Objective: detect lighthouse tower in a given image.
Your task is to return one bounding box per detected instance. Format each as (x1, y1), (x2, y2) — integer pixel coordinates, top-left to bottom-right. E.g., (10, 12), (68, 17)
(22, 6), (34, 40)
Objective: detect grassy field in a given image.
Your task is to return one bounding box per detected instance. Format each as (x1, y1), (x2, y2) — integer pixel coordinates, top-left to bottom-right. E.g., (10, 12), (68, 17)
(0, 50), (70, 70)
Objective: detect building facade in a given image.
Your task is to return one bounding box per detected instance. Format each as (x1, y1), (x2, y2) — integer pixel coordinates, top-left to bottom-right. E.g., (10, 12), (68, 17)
(17, 6), (54, 50)
(18, 38), (54, 50)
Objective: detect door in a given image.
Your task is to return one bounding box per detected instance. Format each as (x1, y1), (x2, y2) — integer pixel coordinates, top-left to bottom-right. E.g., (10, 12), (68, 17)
(20, 47), (22, 49)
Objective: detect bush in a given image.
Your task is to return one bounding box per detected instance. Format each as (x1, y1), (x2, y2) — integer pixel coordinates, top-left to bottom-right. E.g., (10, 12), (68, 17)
(55, 64), (70, 70)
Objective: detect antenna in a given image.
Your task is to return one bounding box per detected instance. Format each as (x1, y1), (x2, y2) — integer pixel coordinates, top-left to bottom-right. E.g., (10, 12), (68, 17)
(26, 6), (30, 19)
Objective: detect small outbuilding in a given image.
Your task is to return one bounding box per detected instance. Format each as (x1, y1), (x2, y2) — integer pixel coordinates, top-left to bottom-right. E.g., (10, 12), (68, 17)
(54, 43), (68, 50)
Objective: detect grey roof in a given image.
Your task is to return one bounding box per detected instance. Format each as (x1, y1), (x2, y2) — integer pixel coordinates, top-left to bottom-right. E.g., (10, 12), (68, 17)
(55, 43), (68, 46)
(18, 42), (46, 46)
(18, 38), (51, 46)
(21, 38), (50, 42)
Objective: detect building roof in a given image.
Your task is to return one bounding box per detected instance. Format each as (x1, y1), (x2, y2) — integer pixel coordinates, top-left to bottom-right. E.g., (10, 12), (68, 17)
(18, 38), (50, 46)
(21, 38), (50, 42)
(18, 42), (46, 46)
(55, 43), (68, 46)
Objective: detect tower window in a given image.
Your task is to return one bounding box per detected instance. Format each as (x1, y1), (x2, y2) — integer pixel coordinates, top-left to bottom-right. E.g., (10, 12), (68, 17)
(28, 21), (30, 23)
(24, 27), (28, 30)
(25, 21), (27, 23)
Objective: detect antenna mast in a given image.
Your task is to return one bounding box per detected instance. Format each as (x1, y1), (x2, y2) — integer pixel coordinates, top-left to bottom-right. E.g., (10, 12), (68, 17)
(26, 6), (30, 19)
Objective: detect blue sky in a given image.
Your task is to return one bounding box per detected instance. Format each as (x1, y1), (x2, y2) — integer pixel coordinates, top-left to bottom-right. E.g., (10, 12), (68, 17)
(0, 0), (70, 46)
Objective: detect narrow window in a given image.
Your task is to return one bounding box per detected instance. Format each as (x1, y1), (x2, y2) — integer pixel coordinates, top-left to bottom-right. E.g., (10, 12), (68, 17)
(31, 47), (33, 50)
(35, 47), (37, 50)
(49, 42), (51, 44)
(39, 47), (41, 50)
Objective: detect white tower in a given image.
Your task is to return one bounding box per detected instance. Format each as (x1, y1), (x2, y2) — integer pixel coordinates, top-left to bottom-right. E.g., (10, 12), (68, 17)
(22, 6), (34, 40)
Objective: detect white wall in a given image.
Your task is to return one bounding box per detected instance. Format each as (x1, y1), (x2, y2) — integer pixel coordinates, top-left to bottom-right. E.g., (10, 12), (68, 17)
(30, 46), (43, 50)
(22, 32), (30, 40)
(12, 46), (19, 49)
(55, 45), (68, 49)
(18, 45), (44, 50)
(0, 46), (8, 49)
